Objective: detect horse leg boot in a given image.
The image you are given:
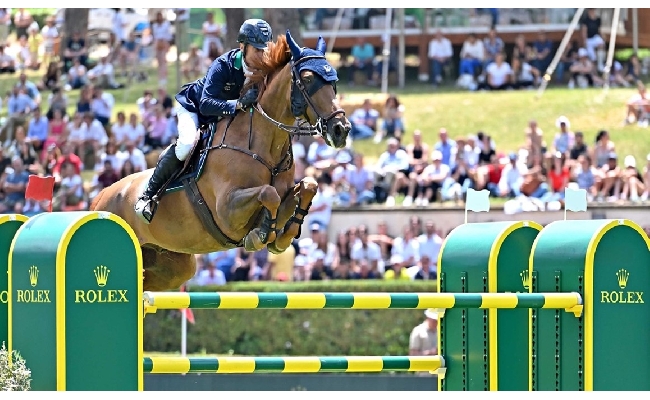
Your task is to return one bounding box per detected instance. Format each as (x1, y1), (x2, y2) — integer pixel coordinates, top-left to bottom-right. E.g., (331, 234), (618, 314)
(268, 177), (318, 254)
(242, 186), (282, 252)
(134, 144), (184, 224)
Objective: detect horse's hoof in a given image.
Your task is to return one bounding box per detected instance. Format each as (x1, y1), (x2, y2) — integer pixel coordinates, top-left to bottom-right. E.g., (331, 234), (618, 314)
(244, 232), (264, 252)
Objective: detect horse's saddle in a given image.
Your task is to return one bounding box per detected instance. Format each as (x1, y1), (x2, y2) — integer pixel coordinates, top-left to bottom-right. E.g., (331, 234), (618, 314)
(161, 127), (216, 196)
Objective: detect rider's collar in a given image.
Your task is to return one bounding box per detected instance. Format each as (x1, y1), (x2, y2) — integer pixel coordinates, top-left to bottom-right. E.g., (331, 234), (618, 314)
(234, 51), (242, 70)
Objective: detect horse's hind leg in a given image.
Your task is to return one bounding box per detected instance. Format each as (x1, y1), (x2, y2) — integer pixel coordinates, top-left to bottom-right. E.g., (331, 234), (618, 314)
(142, 246), (197, 292)
(268, 177), (318, 254)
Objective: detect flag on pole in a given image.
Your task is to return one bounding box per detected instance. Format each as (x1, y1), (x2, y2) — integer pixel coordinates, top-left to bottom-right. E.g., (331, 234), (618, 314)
(25, 175), (55, 212)
(564, 187), (588, 220)
(180, 285), (195, 324)
(465, 188), (491, 223)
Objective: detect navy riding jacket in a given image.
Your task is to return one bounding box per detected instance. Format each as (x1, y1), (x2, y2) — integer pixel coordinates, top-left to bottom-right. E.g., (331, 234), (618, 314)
(175, 48), (246, 126)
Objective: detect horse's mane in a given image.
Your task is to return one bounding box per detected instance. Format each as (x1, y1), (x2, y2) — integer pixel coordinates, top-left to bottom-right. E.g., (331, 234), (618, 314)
(244, 34), (292, 100)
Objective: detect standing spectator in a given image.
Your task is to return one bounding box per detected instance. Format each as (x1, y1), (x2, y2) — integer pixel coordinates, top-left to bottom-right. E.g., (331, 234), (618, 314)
(427, 29), (453, 86)
(13, 8), (33, 41)
(409, 310), (439, 356)
(110, 8), (128, 62)
(0, 8), (10, 45)
(202, 11), (223, 57)
(151, 11), (173, 87)
(40, 16), (59, 70)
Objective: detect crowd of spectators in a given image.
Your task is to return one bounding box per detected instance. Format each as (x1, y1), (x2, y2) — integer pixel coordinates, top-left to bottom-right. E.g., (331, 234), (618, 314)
(0, 8), (649, 286)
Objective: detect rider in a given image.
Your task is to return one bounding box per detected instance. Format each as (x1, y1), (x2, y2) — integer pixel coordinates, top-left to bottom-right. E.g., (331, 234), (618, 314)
(134, 19), (273, 224)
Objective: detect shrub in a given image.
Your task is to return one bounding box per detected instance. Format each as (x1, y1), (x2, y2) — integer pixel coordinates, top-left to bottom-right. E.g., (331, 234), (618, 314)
(0, 342), (31, 391)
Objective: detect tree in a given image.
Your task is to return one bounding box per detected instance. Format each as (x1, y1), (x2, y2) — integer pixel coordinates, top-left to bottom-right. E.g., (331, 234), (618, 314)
(264, 9), (302, 43)
(223, 9), (246, 51)
(59, 8), (89, 59)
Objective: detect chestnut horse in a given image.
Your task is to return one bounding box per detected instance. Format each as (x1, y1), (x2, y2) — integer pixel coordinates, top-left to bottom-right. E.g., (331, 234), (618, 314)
(91, 31), (351, 291)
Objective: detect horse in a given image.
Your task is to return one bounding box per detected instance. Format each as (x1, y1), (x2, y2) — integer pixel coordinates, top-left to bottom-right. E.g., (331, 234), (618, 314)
(90, 30), (351, 291)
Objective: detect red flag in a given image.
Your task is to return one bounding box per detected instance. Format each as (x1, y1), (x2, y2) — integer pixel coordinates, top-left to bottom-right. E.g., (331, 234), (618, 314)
(25, 175), (55, 212)
(180, 285), (195, 324)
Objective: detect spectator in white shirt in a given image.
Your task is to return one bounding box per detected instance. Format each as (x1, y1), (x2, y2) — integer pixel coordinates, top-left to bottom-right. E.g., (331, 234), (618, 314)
(88, 56), (120, 89)
(83, 112), (109, 165)
(478, 53), (513, 91)
(201, 11), (223, 57)
(458, 33), (484, 77)
(117, 140), (147, 173)
(417, 221), (443, 275)
(90, 87), (114, 125)
(498, 152), (528, 197)
(126, 113), (146, 148)
(304, 174), (336, 232)
(40, 16), (59, 68)
(351, 225), (383, 275)
(66, 57), (87, 89)
(110, 111), (131, 148)
(0, 44), (16, 74)
(428, 30), (453, 85)
(375, 138), (410, 207)
(151, 11), (173, 86)
(67, 112), (87, 156)
(416, 150), (452, 205)
(392, 225), (420, 267)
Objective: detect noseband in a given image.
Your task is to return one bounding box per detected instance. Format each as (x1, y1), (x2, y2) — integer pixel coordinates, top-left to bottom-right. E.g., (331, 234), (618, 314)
(254, 55), (345, 137)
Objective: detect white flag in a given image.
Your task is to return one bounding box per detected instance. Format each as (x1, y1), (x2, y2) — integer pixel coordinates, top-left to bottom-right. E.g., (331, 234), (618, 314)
(466, 188), (491, 213)
(565, 187), (588, 213)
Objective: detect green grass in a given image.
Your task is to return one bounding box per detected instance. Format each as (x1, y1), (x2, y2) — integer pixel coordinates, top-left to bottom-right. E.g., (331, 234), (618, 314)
(2, 60), (649, 172)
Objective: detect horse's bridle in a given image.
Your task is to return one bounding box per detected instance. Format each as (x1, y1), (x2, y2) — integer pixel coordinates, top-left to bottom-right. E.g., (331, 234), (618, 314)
(254, 55), (346, 138)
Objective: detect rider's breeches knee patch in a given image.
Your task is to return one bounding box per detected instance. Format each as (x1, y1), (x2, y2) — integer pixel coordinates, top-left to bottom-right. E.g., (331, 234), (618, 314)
(175, 105), (200, 161)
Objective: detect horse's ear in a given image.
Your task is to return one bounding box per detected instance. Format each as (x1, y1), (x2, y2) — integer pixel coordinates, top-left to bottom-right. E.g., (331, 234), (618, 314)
(316, 36), (327, 55)
(286, 29), (301, 60)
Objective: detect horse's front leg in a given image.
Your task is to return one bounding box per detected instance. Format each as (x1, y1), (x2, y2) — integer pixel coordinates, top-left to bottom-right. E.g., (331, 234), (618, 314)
(218, 184), (281, 252)
(268, 177), (318, 254)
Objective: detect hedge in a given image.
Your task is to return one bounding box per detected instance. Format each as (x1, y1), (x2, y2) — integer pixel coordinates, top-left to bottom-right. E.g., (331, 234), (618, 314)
(143, 280), (437, 356)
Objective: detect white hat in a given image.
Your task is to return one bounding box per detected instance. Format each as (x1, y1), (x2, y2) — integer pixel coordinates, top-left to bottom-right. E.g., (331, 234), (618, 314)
(578, 48), (588, 58)
(556, 116), (570, 128)
(625, 155), (636, 168)
(424, 309), (439, 320)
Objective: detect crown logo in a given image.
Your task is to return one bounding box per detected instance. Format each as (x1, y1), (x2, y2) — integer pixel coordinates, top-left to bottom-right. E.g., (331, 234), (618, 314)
(94, 266), (110, 287)
(616, 269), (629, 290)
(520, 270), (531, 290)
(29, 266), (38, 287)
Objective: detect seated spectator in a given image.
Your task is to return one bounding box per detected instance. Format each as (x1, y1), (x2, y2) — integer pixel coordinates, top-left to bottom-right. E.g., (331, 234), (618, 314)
(449, 155), (474, 202)
(91, 87), (114, 126)
(66, 57), (88, 90)
(306, 136), (336, 167)
(568, 131), (588, 165)
(349, 37), (375, 85)
(15, 72), (41, 104)
(63, 31), (88, 72)
(119, 159), (135, 179)
(572, 154), (598, 200)
(417, 221), (443, 276)
(410, 254), (436, 280)
(46, 86), (68, 120)
(620, 155), (644, 202)
(569, 48), (602, 88)
(624, 53), (643, 85)
(552, 116), (575, 159)
(40, 16), (59, 69)
(332, 151), (376, 206)
(349, 99), (380, 141)
(555, 40), (580, 83)
(458, 33), (484, 80)
(433, 128), (458, 169)
(368, 221), (394, 268)
(52, 142), (83, 182)
(375, 94), (405, 143)
(0, 45), (16, 74)
(590, 130), (616, 169)
(350, 225), (383, 276)
(304, 174), (335, 232)
(87, 56), (121, 89)
(116, 140), (147, 173)
(111, 111), (130, 148)
(125, 112), (146, 148)
(143, 104), (168, 150)
(531, 30), (553, 74)
(374, 138), (410, 206)
(595, 152), (621, 202)
(391, 225), (420, 267)
(194, 258), (227, 286)
(498, 152), (528, 198)
(384, 254), (411, 280)
(82, 112), (109, 170)
(542, 152), (570, 203)
(642, 154), (650, 201)
(607, 60), (630, 88)
(26, 106), (48, 153)
(16, 35), (37, 70)
(477, 52), (512, 91)
(625, 82), (650, 126)
(52, 161), (84, 211)
(96, 141), (120, 172)
(482, 27), (504, 67)
(428, 30), (453, 85)
(0, 157), (30, 214)
(118, 31), (140, 80)
(4, 86), (36, 144)
(511, 57), (539, 90)
(414, 150), (452, 205)
(2, 125), (39, 173)
(88, 159), (120, 200)
(42, 109), (67, 162)
(66, 111), (87, 156)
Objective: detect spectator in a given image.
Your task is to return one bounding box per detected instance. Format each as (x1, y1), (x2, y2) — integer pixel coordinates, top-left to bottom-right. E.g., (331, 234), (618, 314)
(0, 44), (16, 74)
(40, 16), (59, 69)
(13, 8), (32, 41)
(126, 113), (146, 148)
(591, 130), (615, 169)
(88, 56), (121, 89)
(0, 8), (10, 45)
(201, 12), (223, 57)
(391, 225), (420, 267)
(52, 142), (83, 182)
(375, 94), (405, 142)
(151, 11), (173, 87)
(307, 135), (336, 166)
(414, 150), (452, 205)
(620, 155), (644, 202)
(552, 116), (575, 158)
(182, 44), (204, 81)
(350, 225), (383, 276)
(624, 53), (643, 85)
(53, 161), (84, 211)
(569, 48), (602, 89)
(266, 244), (295, 282)
(144, 104), (168, 150)
(2, 125), (39, 173)
(63, 31), (88, 72)
(194, 258), (227, 286)
(642, 154), (650, 201)
(417, 221), (443, 277)
(67, 57), (88, 90)
(0, 156), (30, 214)
(478, 52), (513, 91)
(458, 33), (484, 80)
(42, 109), (67, 162)
(375, 138), (410, 206)
(433, 128), (458, 169)
(82, 111), (109, 169)
(580, 8), (606, 71)
(349, 37), (375, 85)
(26, 106), (48, 153)
(349, 99), (380, 141)
(332, 151), (376, 206)
(568, 131), (588, 166)
(427, 29), (453, 86)
(116, 140), (147, 173)
(511, 57), (538, 90)
(531, 30), (553, 74)
(46, 86), (68, 120)
(15, 72), (40, 104)
(67, 111), (87, 156)
(304, 174), (335, 232)
(543, 152), (570, 202)
(482, 27), (504, 67)
(498, 152), (528, 198)
(572, 154), (598, 200)
(625, 82), (650, 126)
(596, 152), (621, 202)
(409, 309), (438, 356)
(91, 87), (115, 126)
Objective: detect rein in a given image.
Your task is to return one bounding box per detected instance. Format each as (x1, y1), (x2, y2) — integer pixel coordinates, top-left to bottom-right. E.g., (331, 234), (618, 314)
(203, 55), (344, 184)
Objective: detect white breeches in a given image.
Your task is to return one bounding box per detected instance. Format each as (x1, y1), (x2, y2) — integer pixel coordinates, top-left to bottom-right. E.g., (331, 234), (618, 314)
(175, 105), (199, 161)
(586, 35), (605, 61)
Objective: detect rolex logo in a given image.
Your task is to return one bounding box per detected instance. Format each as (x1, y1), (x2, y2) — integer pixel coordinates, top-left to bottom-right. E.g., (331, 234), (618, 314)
(29, 266), (39, 287)
(520, 270), (531, 290)
(616, 269), (629, 290)
(94, 266), (110, 287)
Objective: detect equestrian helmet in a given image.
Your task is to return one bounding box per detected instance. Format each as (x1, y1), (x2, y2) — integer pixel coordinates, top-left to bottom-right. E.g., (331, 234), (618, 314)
(237, 19), (273, 49)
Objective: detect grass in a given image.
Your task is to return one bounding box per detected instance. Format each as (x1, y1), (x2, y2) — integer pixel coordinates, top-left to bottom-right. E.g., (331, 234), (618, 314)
(1, 57), (649, 172)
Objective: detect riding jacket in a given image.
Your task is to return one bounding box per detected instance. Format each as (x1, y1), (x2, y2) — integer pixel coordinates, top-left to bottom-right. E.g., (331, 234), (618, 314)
(175, 48), (246, 127)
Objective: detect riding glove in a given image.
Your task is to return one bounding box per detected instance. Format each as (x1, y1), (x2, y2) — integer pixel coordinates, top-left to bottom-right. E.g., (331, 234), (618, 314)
(237, 87), (259, 110)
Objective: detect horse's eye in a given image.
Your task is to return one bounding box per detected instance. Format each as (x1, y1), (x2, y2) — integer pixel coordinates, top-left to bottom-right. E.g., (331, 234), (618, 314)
(303, 76), (312, 84)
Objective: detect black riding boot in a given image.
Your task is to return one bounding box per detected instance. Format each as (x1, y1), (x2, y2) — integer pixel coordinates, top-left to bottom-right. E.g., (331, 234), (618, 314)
(134, 144), (184, 224)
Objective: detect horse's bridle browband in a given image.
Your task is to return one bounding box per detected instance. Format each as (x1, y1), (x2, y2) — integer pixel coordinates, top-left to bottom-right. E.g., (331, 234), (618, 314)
(254, 55), (346, 137)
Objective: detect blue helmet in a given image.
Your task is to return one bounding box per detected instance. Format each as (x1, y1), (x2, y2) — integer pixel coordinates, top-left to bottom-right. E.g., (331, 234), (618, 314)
(237, 19), (273, 49)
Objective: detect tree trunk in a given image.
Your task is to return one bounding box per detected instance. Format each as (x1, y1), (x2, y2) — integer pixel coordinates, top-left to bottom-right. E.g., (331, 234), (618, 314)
(60, 8), (89, 58)
(264, 9), (302, 43)
(223, 8), (246, 51)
